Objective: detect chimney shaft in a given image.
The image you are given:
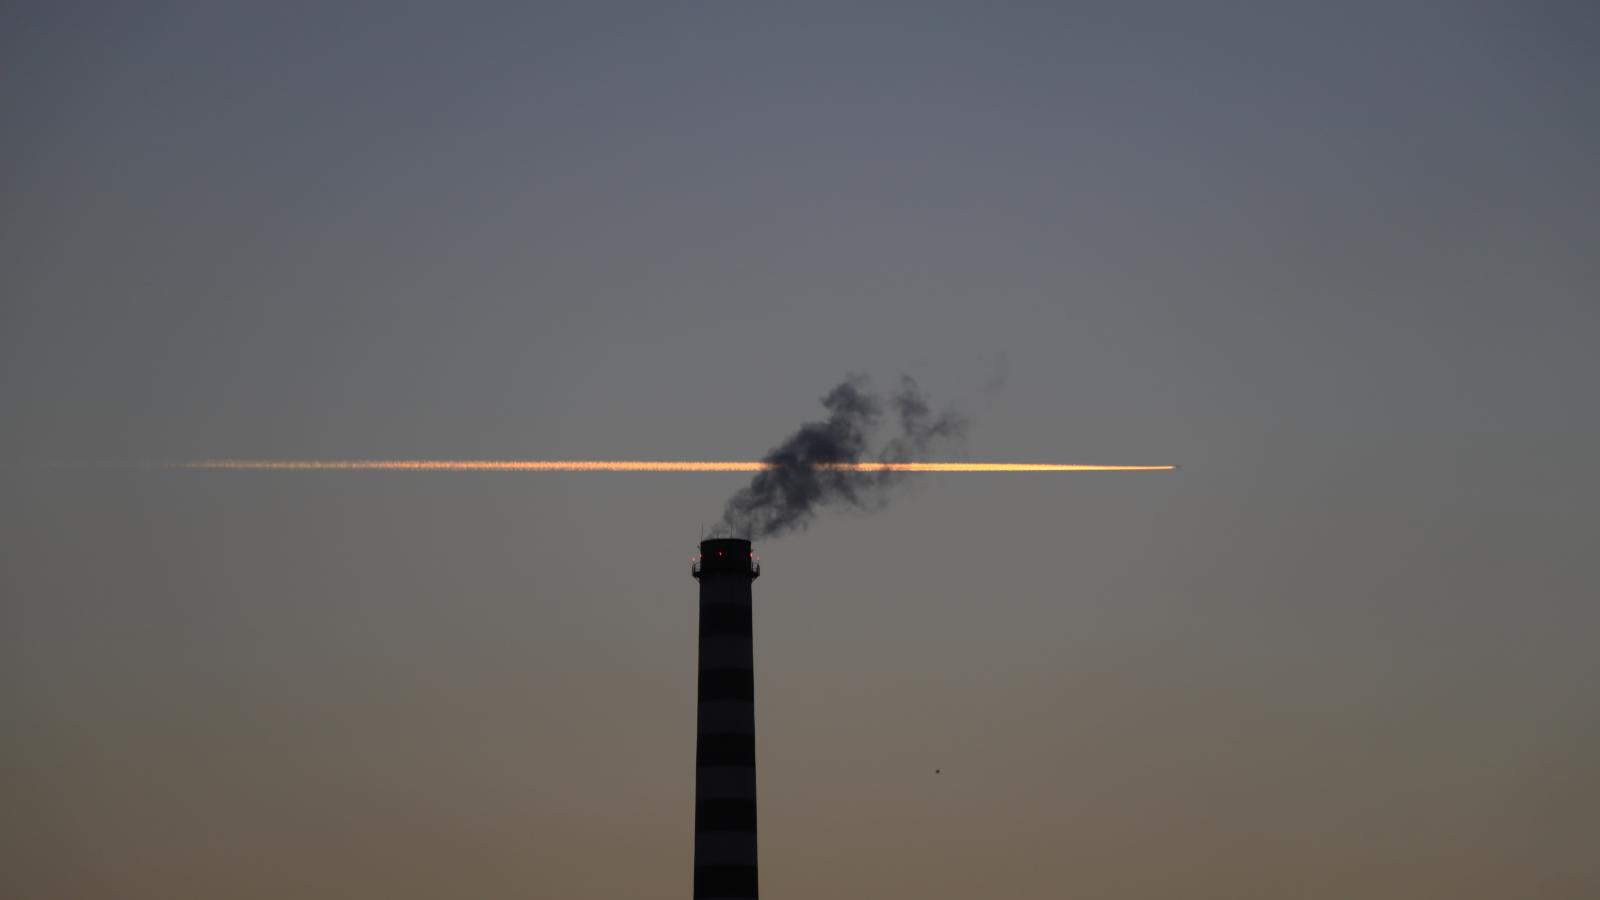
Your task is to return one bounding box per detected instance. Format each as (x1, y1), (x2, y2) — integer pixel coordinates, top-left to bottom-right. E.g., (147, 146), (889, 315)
(691, 538), (760, 900)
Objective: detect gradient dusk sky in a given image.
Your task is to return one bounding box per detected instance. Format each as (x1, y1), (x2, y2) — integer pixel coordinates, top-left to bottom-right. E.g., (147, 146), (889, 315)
(3, 3), (1598, 898)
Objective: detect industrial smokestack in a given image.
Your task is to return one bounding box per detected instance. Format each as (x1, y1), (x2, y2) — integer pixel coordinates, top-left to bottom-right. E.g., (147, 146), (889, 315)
(691, 537), (761, 899)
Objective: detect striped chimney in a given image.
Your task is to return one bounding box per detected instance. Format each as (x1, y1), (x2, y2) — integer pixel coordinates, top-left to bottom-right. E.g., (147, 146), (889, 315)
(691, 538), (761, 900)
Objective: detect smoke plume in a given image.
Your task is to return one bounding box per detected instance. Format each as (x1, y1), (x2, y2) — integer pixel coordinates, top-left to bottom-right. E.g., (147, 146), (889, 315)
(718, 375), (965, 539)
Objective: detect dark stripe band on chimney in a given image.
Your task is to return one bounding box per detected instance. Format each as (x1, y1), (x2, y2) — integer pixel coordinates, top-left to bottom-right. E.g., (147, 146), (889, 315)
(695, 797), (759, 831)
(694, 864), (760, 898)
(698, 669), (756, 702)
(697, 733), (757, 767)
(699, 604), (754, 637)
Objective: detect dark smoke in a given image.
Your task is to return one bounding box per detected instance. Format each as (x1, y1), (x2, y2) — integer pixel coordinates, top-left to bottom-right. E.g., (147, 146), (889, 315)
(719, 375), (966, 539)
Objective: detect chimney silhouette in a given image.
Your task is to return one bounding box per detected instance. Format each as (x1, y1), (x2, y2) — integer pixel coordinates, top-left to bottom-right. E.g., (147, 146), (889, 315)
(691, 537), (760, 899)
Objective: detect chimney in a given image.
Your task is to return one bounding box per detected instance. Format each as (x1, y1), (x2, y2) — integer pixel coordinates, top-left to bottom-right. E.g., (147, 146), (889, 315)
(691, 537), (761, 899)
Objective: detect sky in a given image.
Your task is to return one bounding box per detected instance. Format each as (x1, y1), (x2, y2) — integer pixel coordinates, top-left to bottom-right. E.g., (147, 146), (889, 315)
(3, 2), (1598, 897)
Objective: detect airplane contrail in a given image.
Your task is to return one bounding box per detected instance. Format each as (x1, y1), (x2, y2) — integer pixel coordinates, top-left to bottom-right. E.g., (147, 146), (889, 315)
(176, 459), (1177, 473)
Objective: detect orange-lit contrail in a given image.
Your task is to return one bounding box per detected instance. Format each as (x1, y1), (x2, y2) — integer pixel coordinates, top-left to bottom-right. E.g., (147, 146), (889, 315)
(177, 459), (1176, 473)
